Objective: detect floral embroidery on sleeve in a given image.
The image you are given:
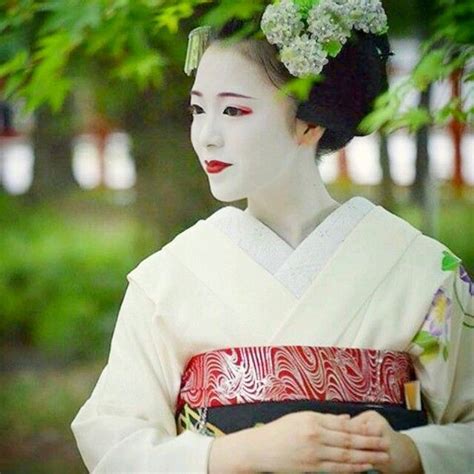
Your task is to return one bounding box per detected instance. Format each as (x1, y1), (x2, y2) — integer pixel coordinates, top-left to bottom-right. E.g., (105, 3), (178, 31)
(412, 288), (452, 362)
(441, 250), (474, 329)
(411, 250), (474, 363)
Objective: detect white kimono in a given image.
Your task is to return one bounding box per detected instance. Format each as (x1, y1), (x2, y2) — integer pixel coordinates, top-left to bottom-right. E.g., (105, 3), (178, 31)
(71, 196), (474, 473)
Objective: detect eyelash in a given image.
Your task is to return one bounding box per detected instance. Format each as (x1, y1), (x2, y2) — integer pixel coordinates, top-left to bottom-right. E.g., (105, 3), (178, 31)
(188, 104), (249, 117)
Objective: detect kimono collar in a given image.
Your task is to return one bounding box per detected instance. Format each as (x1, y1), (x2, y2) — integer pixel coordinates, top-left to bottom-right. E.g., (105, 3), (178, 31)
(206, 196), (375, 298)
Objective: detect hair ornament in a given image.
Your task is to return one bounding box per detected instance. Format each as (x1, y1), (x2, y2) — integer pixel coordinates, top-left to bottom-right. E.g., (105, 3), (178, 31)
(184, 25), (216, 76)
(261, 0), (389, 78)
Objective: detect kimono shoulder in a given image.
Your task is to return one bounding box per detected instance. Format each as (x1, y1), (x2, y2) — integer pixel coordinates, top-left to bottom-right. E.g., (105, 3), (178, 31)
(397, 222), (463, 293)
(375, 205), (460, 288)
(125, 219), (205, 304)
(332, 206), (468, 351)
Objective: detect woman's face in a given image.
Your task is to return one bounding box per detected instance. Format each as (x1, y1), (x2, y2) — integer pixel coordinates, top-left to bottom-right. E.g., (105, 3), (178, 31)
(189, 44), (300, 202)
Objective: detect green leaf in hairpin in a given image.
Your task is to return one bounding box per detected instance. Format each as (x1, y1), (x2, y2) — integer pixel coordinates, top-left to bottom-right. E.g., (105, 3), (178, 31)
(323, 39), (343, 57)
(293, 0), (321, 21)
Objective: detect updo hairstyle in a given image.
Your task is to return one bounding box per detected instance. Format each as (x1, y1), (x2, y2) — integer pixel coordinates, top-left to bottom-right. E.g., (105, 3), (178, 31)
(208, 17), (391, 161)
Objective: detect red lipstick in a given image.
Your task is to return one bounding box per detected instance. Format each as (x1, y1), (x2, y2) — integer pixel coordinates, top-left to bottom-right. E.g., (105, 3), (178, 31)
(205, 160), (233, 174)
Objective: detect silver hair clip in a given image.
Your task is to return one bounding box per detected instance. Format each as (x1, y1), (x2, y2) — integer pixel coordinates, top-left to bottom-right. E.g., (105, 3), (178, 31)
(184, 26), (215, 76)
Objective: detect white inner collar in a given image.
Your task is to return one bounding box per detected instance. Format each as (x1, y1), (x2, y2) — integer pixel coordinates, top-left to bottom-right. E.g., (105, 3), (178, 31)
(206, 196), (375, 298)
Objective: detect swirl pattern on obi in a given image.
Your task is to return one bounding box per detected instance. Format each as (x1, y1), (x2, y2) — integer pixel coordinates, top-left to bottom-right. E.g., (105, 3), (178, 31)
(176, 346), (415, 413)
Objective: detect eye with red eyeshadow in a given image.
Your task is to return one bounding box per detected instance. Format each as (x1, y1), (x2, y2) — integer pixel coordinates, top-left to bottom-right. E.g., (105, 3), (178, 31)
(224, 106), (253, 117)
(188, 104), (252, 117)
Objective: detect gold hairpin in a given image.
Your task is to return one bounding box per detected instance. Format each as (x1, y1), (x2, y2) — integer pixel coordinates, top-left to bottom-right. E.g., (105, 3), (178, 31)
(184, 26), (214, 76)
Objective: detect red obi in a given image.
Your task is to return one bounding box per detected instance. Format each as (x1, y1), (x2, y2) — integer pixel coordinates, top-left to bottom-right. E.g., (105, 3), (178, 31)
(177, 345), (416, 411)
(175, 346), (426, 437)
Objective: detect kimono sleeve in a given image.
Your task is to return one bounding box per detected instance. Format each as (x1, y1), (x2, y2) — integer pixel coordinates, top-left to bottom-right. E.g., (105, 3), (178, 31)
(70, 274), (215, 473)
(402, 259), (474, 473)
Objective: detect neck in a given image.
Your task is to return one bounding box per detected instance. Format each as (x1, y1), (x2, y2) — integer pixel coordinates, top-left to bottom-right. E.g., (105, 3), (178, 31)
(245, 150), (340, 249)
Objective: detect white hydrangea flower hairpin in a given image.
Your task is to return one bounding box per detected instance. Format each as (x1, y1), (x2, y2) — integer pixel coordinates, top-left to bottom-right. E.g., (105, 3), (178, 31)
(183, 0), (388, 78)
(261, 0), (388, 78)
(280, 34), (329, 77)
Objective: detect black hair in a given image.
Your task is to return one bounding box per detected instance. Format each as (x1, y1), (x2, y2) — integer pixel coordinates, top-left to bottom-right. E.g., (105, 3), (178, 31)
(209, 17), (392, 161)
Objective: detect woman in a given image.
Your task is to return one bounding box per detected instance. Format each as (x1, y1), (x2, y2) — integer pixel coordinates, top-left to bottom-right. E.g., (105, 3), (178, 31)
(71, 2), (473, 472)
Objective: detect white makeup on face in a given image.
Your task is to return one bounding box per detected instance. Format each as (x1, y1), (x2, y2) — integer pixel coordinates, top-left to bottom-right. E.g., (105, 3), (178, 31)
(189, 45), (299, 202)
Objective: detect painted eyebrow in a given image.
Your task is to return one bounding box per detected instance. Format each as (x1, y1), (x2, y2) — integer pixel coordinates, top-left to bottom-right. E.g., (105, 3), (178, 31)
(190, 90), (256, 99)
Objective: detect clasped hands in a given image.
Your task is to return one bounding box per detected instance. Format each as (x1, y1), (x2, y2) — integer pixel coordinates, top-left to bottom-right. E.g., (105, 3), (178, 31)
(212, 409), (423, 473)
(267, 409), (423, 473)
(291, 409), (423, 473)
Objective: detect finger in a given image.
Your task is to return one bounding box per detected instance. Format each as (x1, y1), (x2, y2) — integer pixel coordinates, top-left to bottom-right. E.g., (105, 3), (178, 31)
(318, 413), (384, 437)
(350, 410), (386, 427)
(313, 412), (350, 422)
(317, 414), (354, 433)
(352, 409), (380, 419)
(347, 419), (385, 437)
(349, 410), (378, 425)
(320, 428), (390, 451)
(316, 461), (375, 472)
(319, 445), (390, 465)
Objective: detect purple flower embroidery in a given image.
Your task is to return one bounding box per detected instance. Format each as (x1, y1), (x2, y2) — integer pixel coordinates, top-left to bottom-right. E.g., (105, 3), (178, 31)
(412, 287), (452, 362)
(425, 288), (452, 344)
(459, 265), (474, 296)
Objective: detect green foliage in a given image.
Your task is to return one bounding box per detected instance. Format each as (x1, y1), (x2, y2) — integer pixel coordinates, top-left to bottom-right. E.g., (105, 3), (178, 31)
(278, 74), (323, 101)
(386, 107), (432, 133)
(412, 49), (447, 91)
(433, 97), (468, 125)
(113, 47), (167, 89)
(396, 197), (474, 276)
(361, 0), (474, 134)
(199, 0), (265, 28)
(360, 37), (473, 134)
(0, 0), (472, 130)
(155, 1), (203, 34)
(0, 0), (39, 35)
(434, 0), (474, 44)
(0, 370), (77, 437)
(0, 195), (151, 362)
(0, 362), (104, 472)
(359, 82), (407, 134)
(0, 0), (179, 112)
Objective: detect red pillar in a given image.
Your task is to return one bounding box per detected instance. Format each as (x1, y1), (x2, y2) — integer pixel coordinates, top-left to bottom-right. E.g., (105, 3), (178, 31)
(448, 69), (465, 196)
(85, 114), (112, 189)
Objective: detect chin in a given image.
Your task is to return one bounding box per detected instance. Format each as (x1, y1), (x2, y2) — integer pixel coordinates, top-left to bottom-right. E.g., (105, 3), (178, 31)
(209, 185), (245, 203)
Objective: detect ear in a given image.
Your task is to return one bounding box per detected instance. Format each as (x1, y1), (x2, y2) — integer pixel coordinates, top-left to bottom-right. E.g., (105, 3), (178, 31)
(295, 119), (325, 147)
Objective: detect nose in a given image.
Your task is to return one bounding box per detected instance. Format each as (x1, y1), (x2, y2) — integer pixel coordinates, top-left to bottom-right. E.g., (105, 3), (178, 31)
(199, 115), (224, 149)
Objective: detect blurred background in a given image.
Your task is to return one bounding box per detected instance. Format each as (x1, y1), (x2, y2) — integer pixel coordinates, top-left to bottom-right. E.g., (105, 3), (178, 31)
(0, 1), (472, 472)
